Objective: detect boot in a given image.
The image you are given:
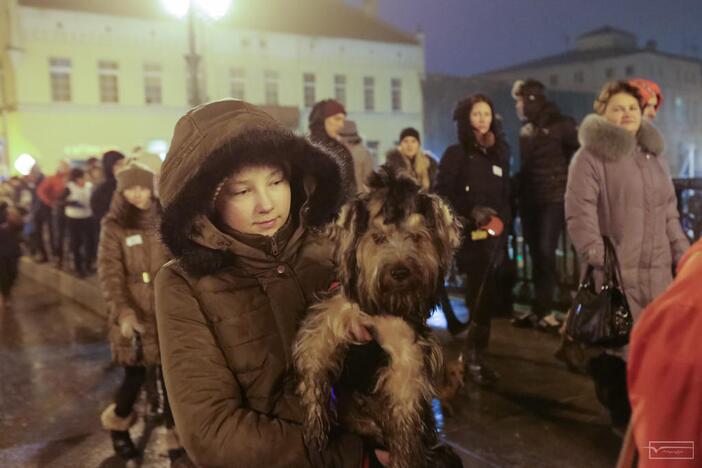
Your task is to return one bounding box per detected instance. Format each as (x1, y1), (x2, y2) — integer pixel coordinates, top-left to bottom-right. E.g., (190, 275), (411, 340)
(465, 324), (499, 386)
(101, 403), (139, 461)
(166, 428), (194, 467)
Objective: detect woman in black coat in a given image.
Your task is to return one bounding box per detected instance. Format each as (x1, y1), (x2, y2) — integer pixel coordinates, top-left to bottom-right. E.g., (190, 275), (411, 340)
(436, 94), (511, 385)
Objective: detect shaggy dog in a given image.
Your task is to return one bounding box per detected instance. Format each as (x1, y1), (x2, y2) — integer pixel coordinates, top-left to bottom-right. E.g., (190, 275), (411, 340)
(293, 167), (463, 468)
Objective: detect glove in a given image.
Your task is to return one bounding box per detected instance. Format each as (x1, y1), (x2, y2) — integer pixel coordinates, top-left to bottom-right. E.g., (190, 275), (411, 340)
(470, 206), (497, 228)
(119, 312), (145, 339)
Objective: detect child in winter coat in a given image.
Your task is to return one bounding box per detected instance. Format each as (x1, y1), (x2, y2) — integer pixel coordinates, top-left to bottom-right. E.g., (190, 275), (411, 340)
(0, 200), (23, 310)
(155, 99), (381, 467)
(98, 162), (184, 464)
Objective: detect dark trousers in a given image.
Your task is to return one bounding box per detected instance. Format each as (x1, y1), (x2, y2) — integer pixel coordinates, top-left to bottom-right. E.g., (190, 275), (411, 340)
(67, 217), (96, 273)
(458, 235), (504, 347)
(51, 207), (67, 261)
(115, 366), (174, 429)
(589, 353), (631, 426)
(0, 256), (19, 299)
(521, 203), (564, 317)
(33, 204), (53, 260)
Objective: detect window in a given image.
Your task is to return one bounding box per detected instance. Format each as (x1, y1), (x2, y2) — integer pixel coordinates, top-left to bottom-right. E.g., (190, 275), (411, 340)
(334, 74), (346, 105)
(625, 65), (635, 77)
(143, 63), (162, 105)
(574, 70), (584, 84)
(98, 60), (119, 103)
(49, 57), (72, 102)
(363, 76), (375, 111)
(230, 67), (245, 100)
(549, 74), (558, 87)
(366, 140), (379, 161)
(391, 78), (402, 112)
(605, 67), (615, 79)
(303, 73), (316, 108)
(264, 70), (279, 105)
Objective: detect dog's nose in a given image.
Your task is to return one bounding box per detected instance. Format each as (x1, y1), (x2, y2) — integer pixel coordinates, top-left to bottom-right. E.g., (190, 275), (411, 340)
(390, 267), (410, 281)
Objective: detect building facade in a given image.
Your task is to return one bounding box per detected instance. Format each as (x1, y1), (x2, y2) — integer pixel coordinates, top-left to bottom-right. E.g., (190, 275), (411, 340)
(480, 27), (702, 176)
(0, 0), (425, 174)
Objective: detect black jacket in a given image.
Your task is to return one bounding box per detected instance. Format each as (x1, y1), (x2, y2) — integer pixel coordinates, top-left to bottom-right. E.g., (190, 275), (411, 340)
(436, 131), (511, 229)
(517, 101), (579, 206)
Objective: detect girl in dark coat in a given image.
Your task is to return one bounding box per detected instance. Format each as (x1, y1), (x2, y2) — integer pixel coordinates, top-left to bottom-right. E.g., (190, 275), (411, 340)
(0, 200), (23, 310)
(308, 99), (357, 201)
(437, 94), (511, 385)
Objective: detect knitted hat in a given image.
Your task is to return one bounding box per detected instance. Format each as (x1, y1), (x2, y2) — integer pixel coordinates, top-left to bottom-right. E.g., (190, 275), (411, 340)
(512, 79), (545, 101)
(399, 127), (421, 143)
(323, 99), (347, 119)
(628, 78), (664, 110)
(116, 161), (154, 192)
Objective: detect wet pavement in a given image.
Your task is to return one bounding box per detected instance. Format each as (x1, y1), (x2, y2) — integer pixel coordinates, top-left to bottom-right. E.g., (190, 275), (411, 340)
(0, 275), (621, 467)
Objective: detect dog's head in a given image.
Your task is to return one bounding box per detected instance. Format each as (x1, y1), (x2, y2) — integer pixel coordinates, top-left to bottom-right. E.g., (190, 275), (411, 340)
(330, 166), (462, 327)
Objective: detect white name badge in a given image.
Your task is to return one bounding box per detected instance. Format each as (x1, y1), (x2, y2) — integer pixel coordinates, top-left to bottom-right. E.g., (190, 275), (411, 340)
(464, 185), (470, 192)
(126, 234), (143, 247)
(492, 165), (503, 177)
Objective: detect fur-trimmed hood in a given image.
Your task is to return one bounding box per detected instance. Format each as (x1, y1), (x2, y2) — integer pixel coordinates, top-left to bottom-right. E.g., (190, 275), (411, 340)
(578, 114), (665, 162)
(159, 99), (343, 277)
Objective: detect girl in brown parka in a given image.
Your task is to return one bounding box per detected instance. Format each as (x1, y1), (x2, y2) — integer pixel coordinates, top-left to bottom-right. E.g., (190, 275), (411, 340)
(97, 161), (185, 463)
(154, 100), (372, 468)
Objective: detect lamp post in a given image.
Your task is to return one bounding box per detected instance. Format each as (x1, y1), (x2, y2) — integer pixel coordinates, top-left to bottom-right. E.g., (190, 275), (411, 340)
(163, 0), (232, 107)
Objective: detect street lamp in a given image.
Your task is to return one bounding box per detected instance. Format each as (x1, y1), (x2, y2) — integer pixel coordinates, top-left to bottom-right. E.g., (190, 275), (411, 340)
(162, 0), (233, 106)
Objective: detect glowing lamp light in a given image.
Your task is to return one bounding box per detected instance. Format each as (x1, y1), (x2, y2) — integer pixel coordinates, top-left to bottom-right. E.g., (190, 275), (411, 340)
(162, 0), (232, 19)
(162, 0), (190, 18)
(195, 0), (232, 19)
(14, 153), (36, 176)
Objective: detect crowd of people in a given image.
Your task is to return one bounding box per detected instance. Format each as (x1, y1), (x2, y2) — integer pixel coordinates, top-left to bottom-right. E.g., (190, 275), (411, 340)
(0, 74), (697, 467)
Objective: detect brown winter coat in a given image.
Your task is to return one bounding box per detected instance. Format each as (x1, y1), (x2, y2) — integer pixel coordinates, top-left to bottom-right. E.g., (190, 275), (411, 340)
(565, 114), (689, 321)
(155, 100), (363, 468)
(98, 194), (168, 366)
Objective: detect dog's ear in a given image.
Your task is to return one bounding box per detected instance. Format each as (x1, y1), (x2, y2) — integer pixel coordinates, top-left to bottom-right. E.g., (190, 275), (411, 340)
(419, 194), (462, 271)
(335, 199), (369, 299)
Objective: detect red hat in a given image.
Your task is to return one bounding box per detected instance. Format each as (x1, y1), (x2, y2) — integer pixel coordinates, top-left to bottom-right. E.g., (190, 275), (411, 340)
(628, 78), (663, 110)
(323, 100), (347, 119)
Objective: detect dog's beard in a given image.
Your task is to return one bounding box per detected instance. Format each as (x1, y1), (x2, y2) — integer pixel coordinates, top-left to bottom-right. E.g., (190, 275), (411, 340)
(356, 265), (439, 328)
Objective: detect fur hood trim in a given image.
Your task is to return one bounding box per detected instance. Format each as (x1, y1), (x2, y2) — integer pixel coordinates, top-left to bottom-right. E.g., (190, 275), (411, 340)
(159, 100), (343, 277)
(578, 114), (665, 162)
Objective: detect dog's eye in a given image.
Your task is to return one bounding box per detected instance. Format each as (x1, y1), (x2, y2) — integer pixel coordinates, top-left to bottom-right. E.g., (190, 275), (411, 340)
(371, 232), (387, 244)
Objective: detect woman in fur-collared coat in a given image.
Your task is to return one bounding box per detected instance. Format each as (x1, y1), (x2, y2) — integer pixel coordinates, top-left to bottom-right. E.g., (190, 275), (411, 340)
(565, 80), (689, 432)
(97, 162), (184, 463)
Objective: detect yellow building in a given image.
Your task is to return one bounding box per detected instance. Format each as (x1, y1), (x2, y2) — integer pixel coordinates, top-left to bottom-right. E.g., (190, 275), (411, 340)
(0, 0), (425, 174)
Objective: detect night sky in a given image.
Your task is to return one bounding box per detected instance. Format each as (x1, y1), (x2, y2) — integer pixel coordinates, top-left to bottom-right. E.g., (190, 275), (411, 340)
(346, 0), (702, 76)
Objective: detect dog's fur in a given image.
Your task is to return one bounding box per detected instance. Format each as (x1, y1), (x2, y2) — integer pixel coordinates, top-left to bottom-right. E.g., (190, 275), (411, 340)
(436, 354), (465, 417)
(293, 167), (463, 468)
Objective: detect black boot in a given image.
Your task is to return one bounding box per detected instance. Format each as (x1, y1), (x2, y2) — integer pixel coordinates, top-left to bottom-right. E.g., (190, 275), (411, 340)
(110, 430), (140, 461)
(465, 324), (499, 386)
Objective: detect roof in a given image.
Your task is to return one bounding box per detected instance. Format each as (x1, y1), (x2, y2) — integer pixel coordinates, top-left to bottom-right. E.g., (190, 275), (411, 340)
(480, 47), (702, 76)
(18, 0), (419, 45)
(578, 26), (635, 39)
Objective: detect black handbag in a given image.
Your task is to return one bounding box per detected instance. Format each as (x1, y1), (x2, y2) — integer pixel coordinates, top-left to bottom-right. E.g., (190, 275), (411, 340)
(565, 237), (633, 348)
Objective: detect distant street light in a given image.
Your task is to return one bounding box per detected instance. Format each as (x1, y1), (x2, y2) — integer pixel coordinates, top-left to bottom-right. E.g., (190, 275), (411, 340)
(162, 0), (233, 106)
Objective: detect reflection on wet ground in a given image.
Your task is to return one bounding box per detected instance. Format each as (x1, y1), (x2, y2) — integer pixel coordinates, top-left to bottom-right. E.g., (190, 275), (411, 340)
(0, 278), (620, 467)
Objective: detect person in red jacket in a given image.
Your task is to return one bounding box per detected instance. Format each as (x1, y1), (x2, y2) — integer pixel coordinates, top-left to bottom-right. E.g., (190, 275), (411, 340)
(622, 238), (700, 467)
(36, 160), (70, 267)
